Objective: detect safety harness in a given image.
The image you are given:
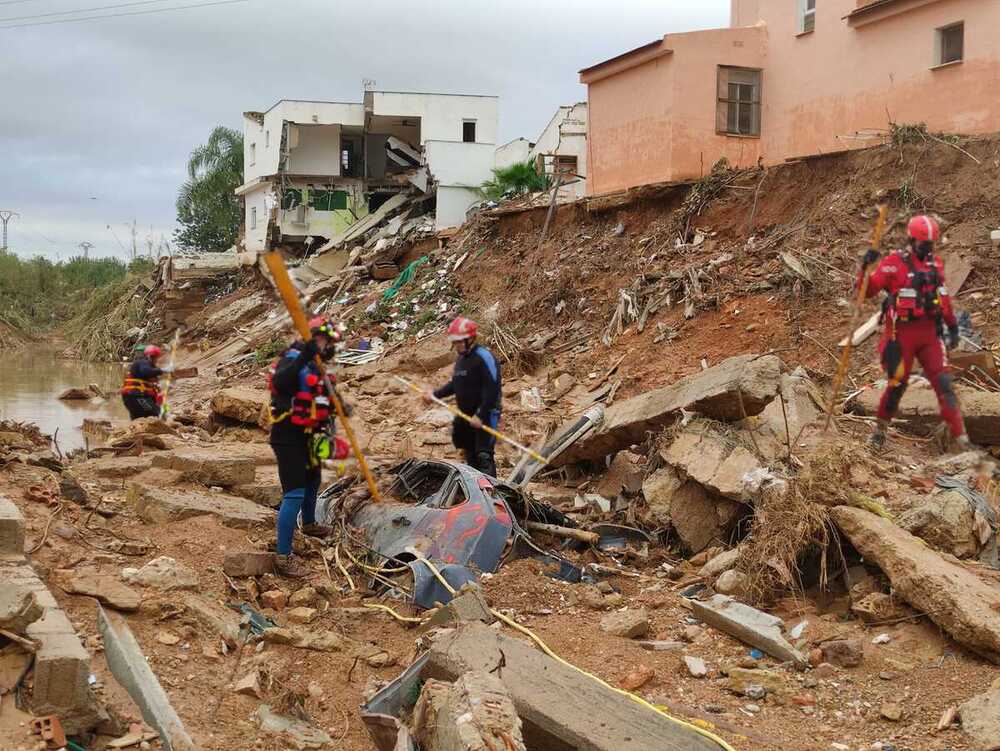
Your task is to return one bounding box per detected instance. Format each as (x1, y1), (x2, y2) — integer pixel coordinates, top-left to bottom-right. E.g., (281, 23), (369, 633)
(880, 252), (948, 385)
(267, 347), (337, 466)
(120, 360), (162, 403)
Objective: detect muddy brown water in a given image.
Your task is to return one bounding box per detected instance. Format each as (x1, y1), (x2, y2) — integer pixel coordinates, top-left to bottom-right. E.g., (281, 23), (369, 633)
(0, 348), (128, 452)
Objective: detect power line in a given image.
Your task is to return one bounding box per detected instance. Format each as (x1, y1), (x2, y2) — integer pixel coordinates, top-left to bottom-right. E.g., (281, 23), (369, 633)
(0, 1), (41, 6)
(1, 0), (180, 24)
(0, 0), (248, 29)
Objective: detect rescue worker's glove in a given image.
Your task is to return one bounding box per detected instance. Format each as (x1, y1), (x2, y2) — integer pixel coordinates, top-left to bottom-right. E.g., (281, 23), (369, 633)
(861, 249), (880, 268)
(947, 323), (960, 350)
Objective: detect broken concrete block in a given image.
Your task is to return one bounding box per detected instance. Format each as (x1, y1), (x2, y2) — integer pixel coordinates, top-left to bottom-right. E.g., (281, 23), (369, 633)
(261, 590), (287, 610)
(899, 490), (980, 559)
(61, 573), (141, 612)
(0, 587), (43, 633)
(555, 354), (782, 465)
(596, 451), (646, 497)
(684, 656), (708, 678)
(856, 384), (1000, 444)
(234, 671), (263, 699)
(257, 704), (331, 750)
(89, 455), (154, 479)
(231, 479), (282, 508)
(424, 623), (721, 751)
(958, 689), (1000, 750)
(0, 494), (26, 555)
(224, 552), (276, 577)
(641, 466), (683, 524)
(699, 547), (740, 577)
(98, 605), (196, 751)
(288, 586), (317, 608)
(124, 557), (198, 591)
(127, 484), (272, 528)
(726, 667), (787, 696)
(820, 639), (863, 668)
(600, 608), (649, 639)
(850, 592), (911, 624)
(413, 672), (527, 751)
(661, 425), (761, 500)
(151, 450), (255, 487)
(831, 506), (1000, 663)
(690, 594), (807, 666)
(181, 595), (241, 648)
(286, 607), (318, 624)
(714, 569), (748, 596)
(262, 627), (346, 652)
(745, 371), (819, 461)
(668, 481), (739, 554)
(210, 387), (269, 427)
(426, 589), (494, 629)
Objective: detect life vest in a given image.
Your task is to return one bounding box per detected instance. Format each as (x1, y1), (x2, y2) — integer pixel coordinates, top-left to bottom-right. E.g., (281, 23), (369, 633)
(120, 360), (162, 403)
(885, 252), (947, 324)
(267, 348), (331, 430)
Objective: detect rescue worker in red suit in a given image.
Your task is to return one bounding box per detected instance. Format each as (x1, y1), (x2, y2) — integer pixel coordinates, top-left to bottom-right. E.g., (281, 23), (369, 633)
(121, 345), (173, 420)
(267, 317), (349, 578)
(861, 214), (970, 451)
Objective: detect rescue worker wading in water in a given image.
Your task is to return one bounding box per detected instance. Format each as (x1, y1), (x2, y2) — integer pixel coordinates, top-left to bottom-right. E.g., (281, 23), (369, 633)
(422, 317), (502, 477)
(861, 214), (970, 451)
(268, 317), (349, 578)
(121, 345), (173, 420)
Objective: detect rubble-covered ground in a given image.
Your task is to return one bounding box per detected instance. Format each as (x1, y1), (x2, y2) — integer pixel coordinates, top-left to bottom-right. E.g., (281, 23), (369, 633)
(3, 132), (1000, 751)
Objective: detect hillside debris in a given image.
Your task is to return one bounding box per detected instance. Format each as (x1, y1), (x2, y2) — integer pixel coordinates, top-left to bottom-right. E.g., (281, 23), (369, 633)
(257, 704), (332, 750)
(554, 353), (782, 465)
(412, 672), (527, 751)
(855, 384), (1000, 444)
(831, 506), (1000, 663)
(691, 594), (807, 666)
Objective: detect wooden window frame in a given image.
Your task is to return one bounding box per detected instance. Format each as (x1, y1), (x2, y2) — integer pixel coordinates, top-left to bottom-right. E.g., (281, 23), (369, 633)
(716, 66), (762, 138)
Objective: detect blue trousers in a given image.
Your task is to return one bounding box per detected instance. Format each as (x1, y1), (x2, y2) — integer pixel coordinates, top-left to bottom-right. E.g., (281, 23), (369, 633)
(273, 440), (322, 556)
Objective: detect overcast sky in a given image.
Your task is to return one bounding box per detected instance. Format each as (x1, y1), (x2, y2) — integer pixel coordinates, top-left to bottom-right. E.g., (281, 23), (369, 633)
(0, 0), (729, 261)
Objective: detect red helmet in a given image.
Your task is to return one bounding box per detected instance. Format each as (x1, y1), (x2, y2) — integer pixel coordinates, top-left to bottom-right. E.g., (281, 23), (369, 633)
(144, 345), (163, 359)
(309, 316), (342, 341)
(447, 317), (478, 342)
(907, 215), (940, 242)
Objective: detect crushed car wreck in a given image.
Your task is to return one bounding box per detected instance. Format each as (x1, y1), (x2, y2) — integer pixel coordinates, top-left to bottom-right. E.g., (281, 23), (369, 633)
(316, 458), (582, 608)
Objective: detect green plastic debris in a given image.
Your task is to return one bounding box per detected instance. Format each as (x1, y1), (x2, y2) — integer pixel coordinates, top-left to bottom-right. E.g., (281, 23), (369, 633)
(382, 256), (429, 302)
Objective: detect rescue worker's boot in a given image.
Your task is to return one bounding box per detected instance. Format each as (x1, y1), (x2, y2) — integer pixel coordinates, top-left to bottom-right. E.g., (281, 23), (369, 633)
(955, 433), (974, 451)
(301, 523), (333, 539)
(869, 419), (889, 453)
(274, 554), (310, 579)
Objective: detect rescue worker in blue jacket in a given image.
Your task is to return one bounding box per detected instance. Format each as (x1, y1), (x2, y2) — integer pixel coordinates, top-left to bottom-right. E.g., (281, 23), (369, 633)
(267, 317), (347, 578)
(422, 317), (502, 476)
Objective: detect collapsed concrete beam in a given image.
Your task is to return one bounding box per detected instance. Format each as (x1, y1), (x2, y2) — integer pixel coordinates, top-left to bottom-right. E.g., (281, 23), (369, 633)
(423, 622), (722, 751)
(831, 506), (1000, 663)
(854, 384), (1000, 444)
(690, 595), (807, 666)
(127, 483), (273, 528)
(150, 450), (255, 487)
(97, 605), (196, 751)
(554, 354), (782, 465)
(412, 672), (527, 751)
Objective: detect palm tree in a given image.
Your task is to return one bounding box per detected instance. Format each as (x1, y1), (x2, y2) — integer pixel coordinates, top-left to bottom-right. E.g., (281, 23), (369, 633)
(174, 126), (244, 252)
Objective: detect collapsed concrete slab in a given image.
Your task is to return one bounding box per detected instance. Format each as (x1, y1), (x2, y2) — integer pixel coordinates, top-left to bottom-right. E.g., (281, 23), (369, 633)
(958, 689), (1000, 750)
(412, 672), (527, 751)
(89, 455), (154, 479)
(668, 481), (740, 555)
(690, 594), (807, 666)
(855, 384), (1000, 444)
(151, 450), (255, 487)
(744, 369), (820, 461)
(98, 605), (196, 751)
(127, 483), (273, 528)
(423, 622), (723, 751)
(554, 354), (781, 465)
(831, 507), (1000, 663)
(210, 388), (269, 427)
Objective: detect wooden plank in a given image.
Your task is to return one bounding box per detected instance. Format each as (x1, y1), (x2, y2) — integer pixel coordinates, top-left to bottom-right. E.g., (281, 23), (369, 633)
(170, 367), (199, 380)
(424, 623), (722, 751)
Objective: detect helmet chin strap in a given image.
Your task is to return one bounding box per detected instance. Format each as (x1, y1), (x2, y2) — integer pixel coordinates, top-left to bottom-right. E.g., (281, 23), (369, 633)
(913, 240), (934, 260)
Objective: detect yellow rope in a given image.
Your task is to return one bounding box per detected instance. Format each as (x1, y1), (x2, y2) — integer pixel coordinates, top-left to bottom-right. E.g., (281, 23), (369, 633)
(363, 603), (427, 624)
(332, 544), (356, 591)
(411, 554), (738, 751)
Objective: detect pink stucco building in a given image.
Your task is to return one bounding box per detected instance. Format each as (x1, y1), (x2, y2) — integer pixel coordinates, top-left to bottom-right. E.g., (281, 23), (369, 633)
(580, 0), (999, 196)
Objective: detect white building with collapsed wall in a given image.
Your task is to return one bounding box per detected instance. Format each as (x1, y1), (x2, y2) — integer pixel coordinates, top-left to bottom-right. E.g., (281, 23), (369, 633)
(495, 102), (588, 199)
(236, 90), (498, 254)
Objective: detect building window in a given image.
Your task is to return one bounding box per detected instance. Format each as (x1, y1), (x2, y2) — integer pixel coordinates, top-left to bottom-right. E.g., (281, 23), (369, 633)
(798, 0), (816, 33)
(250, 207), (257, 229)
(463, 120), (476, 143)
(936, 23), (964, 66)
(249, 142), (256, 166)
(555, 155), (578, 176)
(717, 66), (762, 137)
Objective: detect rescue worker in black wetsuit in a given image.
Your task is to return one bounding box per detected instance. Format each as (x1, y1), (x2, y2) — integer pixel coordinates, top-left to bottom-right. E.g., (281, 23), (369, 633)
(267, 316), (349, 578)
(121, 345), (173, 419)
(421, 317), (502, 477)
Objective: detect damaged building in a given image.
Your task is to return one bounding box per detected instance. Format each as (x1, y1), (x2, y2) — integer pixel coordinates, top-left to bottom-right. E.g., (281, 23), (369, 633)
(495, 102), (588, 199)
(236, 89), (499, 253)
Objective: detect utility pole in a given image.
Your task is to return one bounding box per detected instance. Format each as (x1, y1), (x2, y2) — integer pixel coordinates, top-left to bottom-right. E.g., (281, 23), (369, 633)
(78, 241), (94, 259)
(0, 210), (19, 251)
(127, 219), (137, 261)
